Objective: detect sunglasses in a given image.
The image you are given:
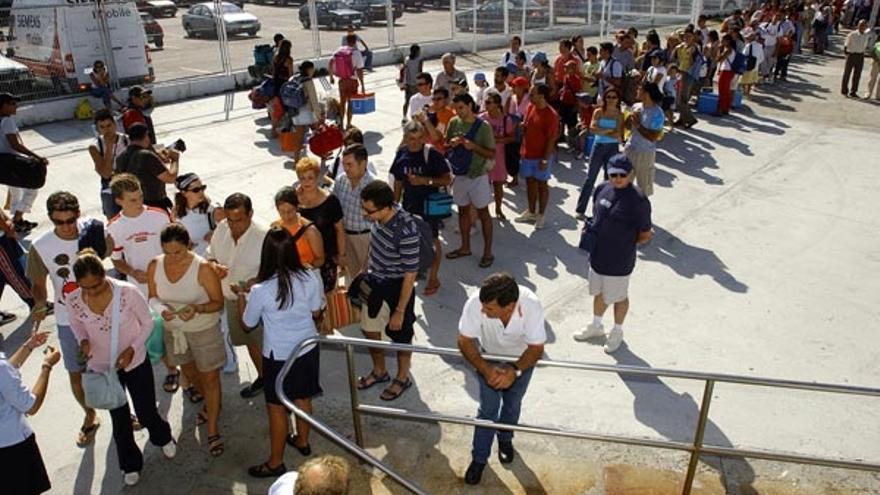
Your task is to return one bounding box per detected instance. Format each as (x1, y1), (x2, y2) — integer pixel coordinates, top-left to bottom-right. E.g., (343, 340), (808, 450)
(186, 185), (207, 193)
(50, 217), (78, 226)
(606, 95), (619, 100)
(609, 173), (628, 179)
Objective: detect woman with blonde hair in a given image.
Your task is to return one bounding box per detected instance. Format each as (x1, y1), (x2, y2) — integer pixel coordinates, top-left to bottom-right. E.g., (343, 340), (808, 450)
(295, 158), (344, 300)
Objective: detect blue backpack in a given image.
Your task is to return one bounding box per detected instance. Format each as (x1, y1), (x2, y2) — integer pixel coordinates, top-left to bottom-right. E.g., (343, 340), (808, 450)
(445, 118), (484, 176)
(280, 75), (308, 113)
(731, 51), (747, 75)
(687, 47), (706, 80)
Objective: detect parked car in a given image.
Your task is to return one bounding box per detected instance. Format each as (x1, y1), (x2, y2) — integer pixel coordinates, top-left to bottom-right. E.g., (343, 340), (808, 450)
(249, 0), (304, 5)
(140, 12), (165, 48)
(298, 1), (364, 30)
(455, 0), (547, 33)
(0, 0), (12, 29)
(346, 0), (404, 24)
(426, 0), (449, 8)
(401, 0), (424, 10)
(0, 53), (36, 98)
(178, 0), (244, 6)
(136, 0), (178, 17)
(183, 2), (261, 37)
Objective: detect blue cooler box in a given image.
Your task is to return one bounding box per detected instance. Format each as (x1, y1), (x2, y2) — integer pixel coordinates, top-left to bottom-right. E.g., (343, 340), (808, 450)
(697, 92), (718, 113)
(351, 93), (376, 115)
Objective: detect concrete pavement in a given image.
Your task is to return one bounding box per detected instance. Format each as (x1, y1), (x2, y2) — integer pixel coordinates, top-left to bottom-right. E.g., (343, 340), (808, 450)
(2, 30), (879, 494)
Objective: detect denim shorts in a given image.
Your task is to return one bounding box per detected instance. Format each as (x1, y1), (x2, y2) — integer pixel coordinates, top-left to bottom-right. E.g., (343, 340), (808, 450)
(57, 324), (86, 373)
(519, 156), (555, 182)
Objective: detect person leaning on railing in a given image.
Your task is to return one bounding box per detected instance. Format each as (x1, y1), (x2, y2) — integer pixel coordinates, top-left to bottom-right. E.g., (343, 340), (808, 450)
(457, 273), (547, 486)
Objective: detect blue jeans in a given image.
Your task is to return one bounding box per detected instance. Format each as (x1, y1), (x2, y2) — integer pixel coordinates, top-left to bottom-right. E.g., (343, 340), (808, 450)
(471, 365), (534, 464)
(575, 142), (619, 214)
(362, 49), (373, 71)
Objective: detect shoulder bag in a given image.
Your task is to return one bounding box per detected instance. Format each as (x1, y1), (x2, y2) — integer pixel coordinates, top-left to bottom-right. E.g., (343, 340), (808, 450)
(82, 283), (128, 410)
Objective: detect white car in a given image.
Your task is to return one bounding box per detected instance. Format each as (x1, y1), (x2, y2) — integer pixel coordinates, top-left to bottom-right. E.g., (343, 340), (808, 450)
(182, 2), (261, 38)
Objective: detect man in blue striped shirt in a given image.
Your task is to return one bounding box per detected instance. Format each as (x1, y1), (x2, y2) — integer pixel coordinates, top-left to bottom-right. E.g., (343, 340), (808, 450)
(356, 181), (419, 401)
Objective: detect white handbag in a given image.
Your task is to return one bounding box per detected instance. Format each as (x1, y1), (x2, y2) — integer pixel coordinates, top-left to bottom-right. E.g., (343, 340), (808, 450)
(82, 283), (128, 410)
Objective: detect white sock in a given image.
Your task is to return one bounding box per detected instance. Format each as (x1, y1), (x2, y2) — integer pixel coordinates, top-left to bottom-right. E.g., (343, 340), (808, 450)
(592, 315), (603, 327)
(613, 324), (623, 332)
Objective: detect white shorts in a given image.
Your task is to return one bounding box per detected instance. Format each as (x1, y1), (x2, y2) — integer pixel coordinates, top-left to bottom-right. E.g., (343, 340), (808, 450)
(452, 175), (493, 209)
(588, 267), (630, 304)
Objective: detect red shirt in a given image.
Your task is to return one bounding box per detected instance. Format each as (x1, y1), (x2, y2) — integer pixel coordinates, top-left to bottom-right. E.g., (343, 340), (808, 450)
(560, 73), (582, 105)
(520, 103), (559, 159)
(553, 54), (575, 85)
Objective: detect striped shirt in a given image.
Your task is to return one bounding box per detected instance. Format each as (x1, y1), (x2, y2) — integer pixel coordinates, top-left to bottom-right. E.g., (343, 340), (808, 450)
(333, 170), (376, 232)
(367, 206), (420, 280)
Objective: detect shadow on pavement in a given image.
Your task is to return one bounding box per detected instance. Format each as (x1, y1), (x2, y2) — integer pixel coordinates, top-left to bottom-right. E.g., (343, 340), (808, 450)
(638, 225), (747, 294)
(611, 345), (758, 494)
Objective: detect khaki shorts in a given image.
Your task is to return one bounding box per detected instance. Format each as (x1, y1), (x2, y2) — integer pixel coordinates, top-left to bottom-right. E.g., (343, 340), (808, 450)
(225, 299), (263, 348)
(625, 148), (655, 197)
(164, 323), (226, 372)
(588, 267), (630, 304)
(452, 175), (493, 209)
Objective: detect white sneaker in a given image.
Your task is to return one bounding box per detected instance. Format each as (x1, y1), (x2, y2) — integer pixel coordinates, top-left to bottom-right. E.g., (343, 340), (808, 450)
(572, 322), (604, 342)
(514, 211), (537, 224)
(534, 214), (545, 229)
(604, 327), (624, 354)
(124, 472), (140, 486)
(161, 440), (177, 459)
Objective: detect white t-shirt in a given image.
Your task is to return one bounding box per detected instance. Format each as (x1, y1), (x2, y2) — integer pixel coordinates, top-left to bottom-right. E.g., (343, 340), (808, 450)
(0, 116), (22, 156)
(646, 65), (667, 85)
(107, 206), (171, 296)
(480, 86), (512, 113)
(408, 92), (433, 118)
(243, 271), (324, 360)
(268, 472), (299, 495)
(178, 203), (218, 257)
(719, 50), (736, 71)
(761, 22), (780, 47)
(458, 286), (547, 357)
(29, 220), (91, 326)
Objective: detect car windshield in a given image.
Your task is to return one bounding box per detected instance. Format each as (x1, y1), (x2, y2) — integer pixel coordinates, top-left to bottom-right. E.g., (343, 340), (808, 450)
(215, 3), (243, 14)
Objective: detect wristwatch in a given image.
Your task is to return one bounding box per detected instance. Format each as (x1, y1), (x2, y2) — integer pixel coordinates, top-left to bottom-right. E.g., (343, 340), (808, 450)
(510, 363), (522, 378)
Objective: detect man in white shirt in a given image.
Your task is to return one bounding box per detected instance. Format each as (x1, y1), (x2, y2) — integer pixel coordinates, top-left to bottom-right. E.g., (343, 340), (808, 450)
(458, 273), (546, 485)
(500, 36), (527, 66)
(842, 20), (872, 97)
(760, 15), (781, 82)
(0, 92), (49, 234)
(207, 192), (268, 398)
(407, 72), (434, 119)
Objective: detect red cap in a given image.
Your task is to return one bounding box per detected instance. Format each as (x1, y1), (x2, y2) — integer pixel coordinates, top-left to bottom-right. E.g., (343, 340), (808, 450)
(510, 76), (530, 87)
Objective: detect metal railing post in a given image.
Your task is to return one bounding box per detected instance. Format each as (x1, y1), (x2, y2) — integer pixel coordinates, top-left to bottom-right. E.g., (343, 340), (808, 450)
(520, 0), (527, 44)
(503, 0), (509, 35)
(549, 0), (555, 27)
(345, 344), (365, 448)
(472, 0), (477, 53)
(682, 379), (715, 495)
(450, 0), (456, 39)
(309, 0), (321, 57)
(386, 0), (395, 48)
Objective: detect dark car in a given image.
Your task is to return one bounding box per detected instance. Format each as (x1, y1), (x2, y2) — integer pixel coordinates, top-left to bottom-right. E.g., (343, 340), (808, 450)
(401, 0), (424, 10)
(455, 0), (548, 33)
(136, 0), (178, 18)
(183, 2), (261, 38)
(140, 12), (165, 48)
(0, 0), (11, 29)
(298, 1), (364, 30)
(346, 0), (404, 24)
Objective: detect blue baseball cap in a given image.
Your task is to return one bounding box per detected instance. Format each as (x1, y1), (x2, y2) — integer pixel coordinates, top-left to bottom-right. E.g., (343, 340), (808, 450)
(473, 72), (487, 82)
(532, 51), (548, 64)
(607, 154), (633, 175)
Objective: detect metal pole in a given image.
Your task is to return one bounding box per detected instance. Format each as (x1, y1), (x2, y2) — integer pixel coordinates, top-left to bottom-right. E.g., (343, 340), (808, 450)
(94, 1), (120, 92)
(503, 0), (510, 35)
(588, 0), (593, 26)
(521, 0), (527, 46)
(386, 0), (395, 47)
(451, 0), (457, 39)
(549, 0), (555, 27)
(472, 0), (477, 53)
(681, 380), (715, 495)
(651, 0), (655, 21)
(346, 345), (365, 448)
(870, 0), (880, 31)
(309, 0), (321, 57)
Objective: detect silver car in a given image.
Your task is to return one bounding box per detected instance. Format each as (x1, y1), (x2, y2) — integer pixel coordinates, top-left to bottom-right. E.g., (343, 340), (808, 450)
(182, 2), (261, 38)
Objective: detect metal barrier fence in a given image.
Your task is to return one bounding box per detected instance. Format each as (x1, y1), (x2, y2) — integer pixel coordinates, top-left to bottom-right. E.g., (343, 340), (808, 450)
(277, 335), (880, 495)
(0, 0), (704, 106)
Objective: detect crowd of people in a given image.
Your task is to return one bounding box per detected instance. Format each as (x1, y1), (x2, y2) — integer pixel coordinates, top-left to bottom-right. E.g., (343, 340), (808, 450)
(0, 1), (878, 493)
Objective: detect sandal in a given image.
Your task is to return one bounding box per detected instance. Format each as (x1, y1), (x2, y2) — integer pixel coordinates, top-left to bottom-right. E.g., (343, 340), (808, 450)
(423, 283), (441, 296)
(162, 371), (180, 393)
(196, 409), (208, 427)
(248, 461), (287, 478)
(445, 249), (472, 260)
(286, 434), (312, 456)
(356, 371), (390, 390)
(478, 255), (495, 268)
(380, 377), (413, 401)
(207, 434), (225, 457)
(184, 386), (204, 404)
(76, 420), (101, 447)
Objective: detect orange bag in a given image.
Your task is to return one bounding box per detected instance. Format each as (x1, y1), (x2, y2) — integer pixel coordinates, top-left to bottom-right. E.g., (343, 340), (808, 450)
(325, 280), (358, 331)
(278, 130), (300, 152)
(269, 97), (284, 126)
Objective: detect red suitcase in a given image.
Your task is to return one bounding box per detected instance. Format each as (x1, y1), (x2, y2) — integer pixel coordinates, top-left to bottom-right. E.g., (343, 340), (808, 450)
(308, 124), (344, 157)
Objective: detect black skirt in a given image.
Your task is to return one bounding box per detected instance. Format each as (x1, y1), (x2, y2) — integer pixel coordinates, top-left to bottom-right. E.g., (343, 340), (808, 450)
(0, 433), (51, 495)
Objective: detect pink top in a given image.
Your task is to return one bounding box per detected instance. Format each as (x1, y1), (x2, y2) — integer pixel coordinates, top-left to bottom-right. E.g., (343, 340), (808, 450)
(479, 111), (515, 183)
(68, 279), (154, 373)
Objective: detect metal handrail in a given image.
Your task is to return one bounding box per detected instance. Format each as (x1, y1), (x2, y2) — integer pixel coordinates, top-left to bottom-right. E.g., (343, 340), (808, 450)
(276, 335), (880, 495)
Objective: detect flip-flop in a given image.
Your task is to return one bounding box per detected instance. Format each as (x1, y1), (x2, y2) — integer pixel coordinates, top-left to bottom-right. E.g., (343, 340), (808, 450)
(163, 371), (180, 393)
(380, 378), (413, 401)
(248, 461), (287, 478)
(423, 283), (441, 296)
(184, 386), (204, 404)
(76, 420), (101, 447)
(207, 434), (225, 457)
(356, 371), (391, 390)
(445, 249), (472, 260)
(196, 409), (208, 427)
(478, 255), (495, 268)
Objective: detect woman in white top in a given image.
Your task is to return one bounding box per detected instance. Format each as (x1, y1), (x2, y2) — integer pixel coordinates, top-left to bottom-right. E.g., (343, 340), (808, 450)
(173, 173), (225, 257)
(239, 227), (324, 479)
(289, 61), (324, 162)
(147, 223), (226, 456)
(0, 331), (59, 495)
(715, 34), (738, 116)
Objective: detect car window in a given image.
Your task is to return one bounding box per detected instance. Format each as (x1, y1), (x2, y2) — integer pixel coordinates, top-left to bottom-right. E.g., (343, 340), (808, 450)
(221, 3), (243, 13)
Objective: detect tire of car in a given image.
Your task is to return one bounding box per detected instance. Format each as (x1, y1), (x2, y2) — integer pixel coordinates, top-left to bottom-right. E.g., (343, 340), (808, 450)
(155, 37), (164, 48)
(362, 13), (371, 24)
(302, 19), (310, 29)
(247, 30), (257, 37)
(330, 18), (339, 30)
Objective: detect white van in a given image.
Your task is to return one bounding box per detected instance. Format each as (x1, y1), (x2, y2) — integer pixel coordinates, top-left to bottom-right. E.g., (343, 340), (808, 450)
(8, 0), (154, 94)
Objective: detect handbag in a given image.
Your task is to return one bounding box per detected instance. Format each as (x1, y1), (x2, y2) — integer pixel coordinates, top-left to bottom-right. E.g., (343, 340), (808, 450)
(418, 145), (453, 220)
(82, 283), (128, 410)
(0, 153), (47, 189)
(325, 278), (359, 332)
(308, 124), (344, 157)
(578, 185), (618, 255)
